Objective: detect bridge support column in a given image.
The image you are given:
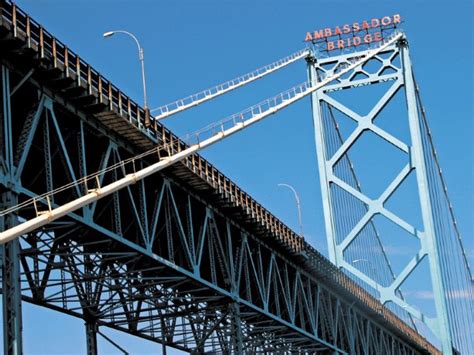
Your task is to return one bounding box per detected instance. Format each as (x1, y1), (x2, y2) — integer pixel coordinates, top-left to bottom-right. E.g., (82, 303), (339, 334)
(84, 253), (98, 355)
(160, 317), (167, 355)
(1, 191), (23, 355)
(85, 320), (98, 355)
(230, 303), (243, 354)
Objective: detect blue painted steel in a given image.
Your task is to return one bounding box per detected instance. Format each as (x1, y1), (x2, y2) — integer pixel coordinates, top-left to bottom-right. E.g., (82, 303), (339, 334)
(0, 2), (442, 351)
(307, 55), (338, 265)
(400, 40), (453, 354)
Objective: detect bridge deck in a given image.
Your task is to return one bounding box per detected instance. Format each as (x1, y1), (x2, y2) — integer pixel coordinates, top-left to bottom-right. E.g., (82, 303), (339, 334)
(0, 1), (438, 353)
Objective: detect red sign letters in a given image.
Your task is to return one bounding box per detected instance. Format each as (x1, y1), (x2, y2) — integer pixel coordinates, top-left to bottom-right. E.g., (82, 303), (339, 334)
(305, 14), (401, 51)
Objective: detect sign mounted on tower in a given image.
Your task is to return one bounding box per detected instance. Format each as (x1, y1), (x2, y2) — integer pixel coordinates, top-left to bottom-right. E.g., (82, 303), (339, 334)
(305, 14), (402, 52)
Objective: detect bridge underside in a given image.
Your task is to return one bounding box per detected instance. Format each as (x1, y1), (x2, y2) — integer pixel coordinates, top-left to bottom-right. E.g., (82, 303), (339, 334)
(16, 223), (331, 354)
(0, 2), (438, 353)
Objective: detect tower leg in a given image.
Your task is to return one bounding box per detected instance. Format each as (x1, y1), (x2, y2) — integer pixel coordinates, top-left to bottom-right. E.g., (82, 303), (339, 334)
(401, 41), (453, 355)
(1, 191), (23, 355)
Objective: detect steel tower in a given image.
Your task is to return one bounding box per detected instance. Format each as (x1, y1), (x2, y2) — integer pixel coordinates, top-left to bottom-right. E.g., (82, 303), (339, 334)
(308, 35), (473, 354)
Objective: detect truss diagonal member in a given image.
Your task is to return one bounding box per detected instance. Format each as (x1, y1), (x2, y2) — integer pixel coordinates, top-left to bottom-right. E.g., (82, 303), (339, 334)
(297, 274), (316, 331)
(378, 163), (412, 204)
(379, 209), (419, 236)
(375, 50), (399, 77)
(328, 116), (409, 167)
(151, 48), (310, 120)
(166, 184), (194, 266)
(0, 32), (404, 244)
(90, 142), (115, 215)
(338, 211), (372, 254)
(370, 124), (409, 153)
(149, 181), (167, 248)
(47, 103), (82, 198)
(273, 261), (293, 315)
(97, 330), (129, 355)
(330, 175), (371, 206)
(326, 126), (361, 168)
(14, 95), (46, 179)
(348, 67), (367, 81)
(365, 79), (403, 121)
(195, 209), (211, 269)
(9, 68), (35, 97)
(245, 241), (266, 304)
(264, 255), (276, 309)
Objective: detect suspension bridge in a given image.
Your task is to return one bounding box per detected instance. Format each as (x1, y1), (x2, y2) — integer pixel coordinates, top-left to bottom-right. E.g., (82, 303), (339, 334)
(0, 1), (472, 354)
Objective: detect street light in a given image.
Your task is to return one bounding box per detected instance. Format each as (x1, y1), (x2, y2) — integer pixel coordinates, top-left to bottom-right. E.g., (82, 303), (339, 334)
(103, 30), (151, 127)
(278, 183), (304, 239)
(353, 258), (383, 313)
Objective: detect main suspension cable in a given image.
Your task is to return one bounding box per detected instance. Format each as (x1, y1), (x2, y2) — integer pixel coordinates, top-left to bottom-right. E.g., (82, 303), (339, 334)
(150, 48), (310, 120)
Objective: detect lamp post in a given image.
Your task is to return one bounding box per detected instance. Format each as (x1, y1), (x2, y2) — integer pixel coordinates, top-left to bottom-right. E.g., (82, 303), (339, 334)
(103, 30), (151, 127)
(353, 258), (383, 313)
(278, 183), (304, 239)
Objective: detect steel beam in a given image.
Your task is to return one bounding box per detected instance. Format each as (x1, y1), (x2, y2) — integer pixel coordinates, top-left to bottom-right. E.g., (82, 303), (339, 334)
(1, 191), (22, 355)
(230, 303), (244, 354)
(400, 40), (453, 354)
(85, 321), (98, 355)
(307, 55), (338, 265)
(1, 64), (23, 355)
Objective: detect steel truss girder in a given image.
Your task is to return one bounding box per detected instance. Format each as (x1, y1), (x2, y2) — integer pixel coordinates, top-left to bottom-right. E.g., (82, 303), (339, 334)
(17, 228), (420, 354)
(309, 40), (453, 353)
(0, 61), (432, 354)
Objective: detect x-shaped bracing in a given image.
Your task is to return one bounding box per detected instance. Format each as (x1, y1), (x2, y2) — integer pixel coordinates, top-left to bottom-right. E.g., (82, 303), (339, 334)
(319, 75), (437, 330)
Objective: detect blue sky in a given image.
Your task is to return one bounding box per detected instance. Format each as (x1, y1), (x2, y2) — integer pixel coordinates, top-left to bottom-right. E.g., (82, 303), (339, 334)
(2, 0), (472, 353)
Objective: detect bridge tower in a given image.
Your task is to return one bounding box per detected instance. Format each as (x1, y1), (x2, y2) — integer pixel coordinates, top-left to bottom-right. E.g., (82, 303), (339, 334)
(308, 33), (473, 354)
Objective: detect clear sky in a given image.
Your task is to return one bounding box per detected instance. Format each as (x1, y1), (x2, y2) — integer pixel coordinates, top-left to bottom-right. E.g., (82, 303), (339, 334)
(2, 0), (472, 353)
